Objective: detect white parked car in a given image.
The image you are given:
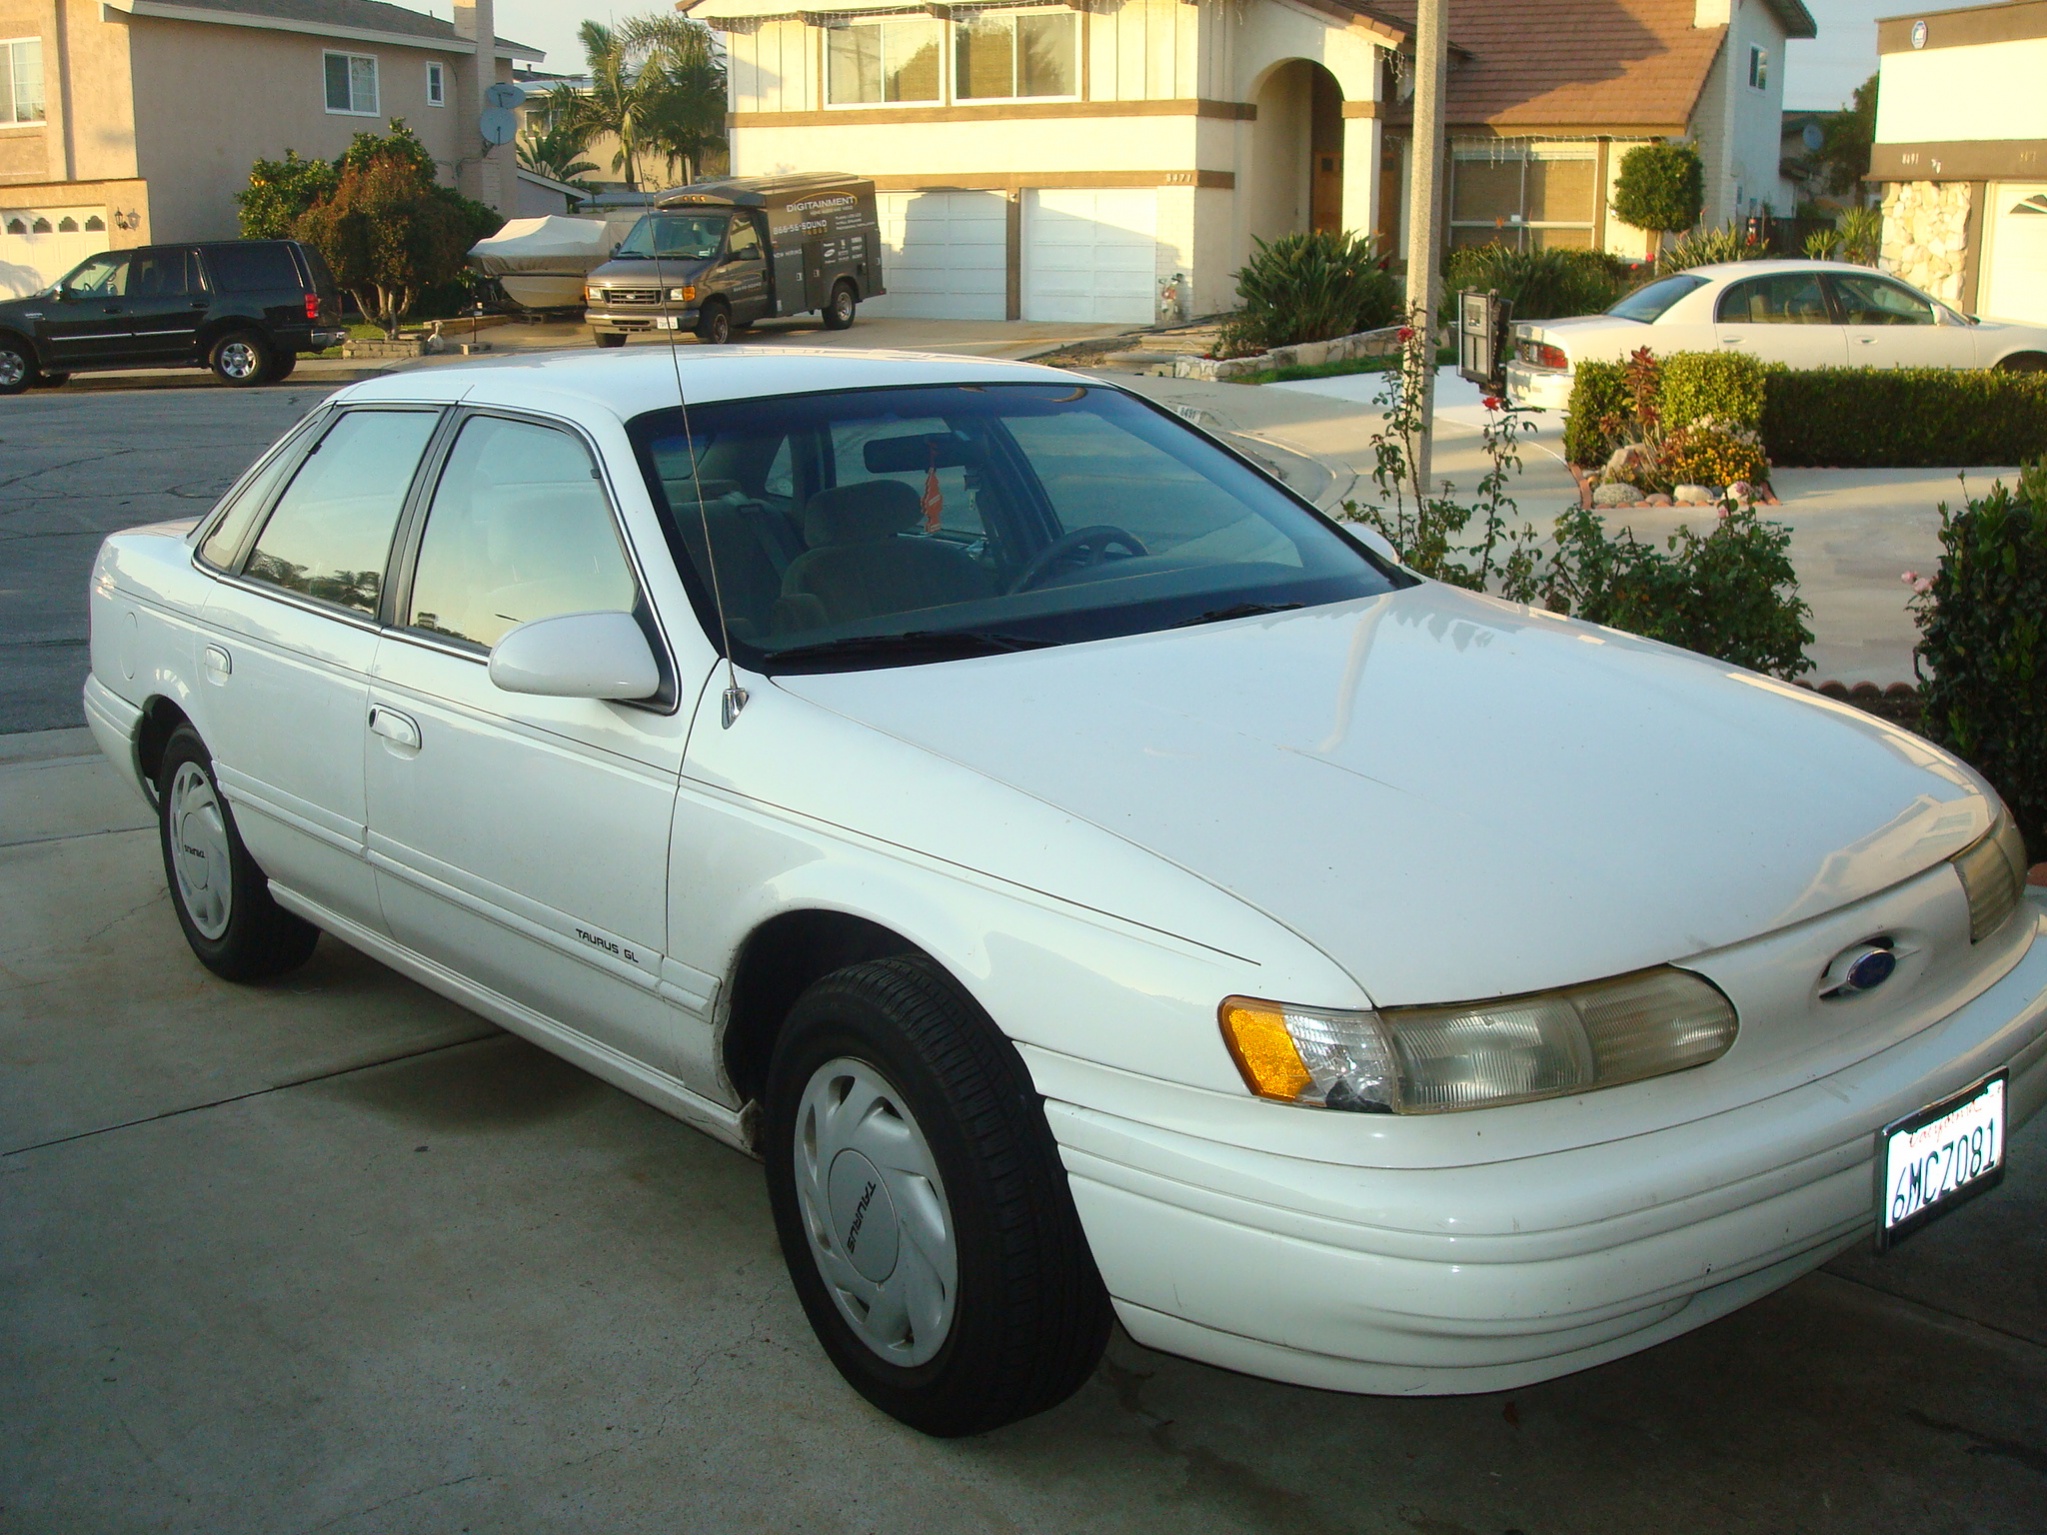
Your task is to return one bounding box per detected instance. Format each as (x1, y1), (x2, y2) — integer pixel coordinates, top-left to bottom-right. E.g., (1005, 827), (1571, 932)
(86, 349), (2044, 1436)
(1506, 259), (2047, 412)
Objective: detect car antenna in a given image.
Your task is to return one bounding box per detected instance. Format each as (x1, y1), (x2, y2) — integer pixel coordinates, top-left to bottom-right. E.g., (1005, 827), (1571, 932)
(658, 201), (748, 728)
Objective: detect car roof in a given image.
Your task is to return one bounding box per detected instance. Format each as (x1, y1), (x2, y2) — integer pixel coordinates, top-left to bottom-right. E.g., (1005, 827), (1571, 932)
(333, 346), (1086, 423)
(1677, 259), (1880, 280)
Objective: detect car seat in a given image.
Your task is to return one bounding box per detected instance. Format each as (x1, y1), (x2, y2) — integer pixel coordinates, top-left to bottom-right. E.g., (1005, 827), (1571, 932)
(774, 480), (995, 630)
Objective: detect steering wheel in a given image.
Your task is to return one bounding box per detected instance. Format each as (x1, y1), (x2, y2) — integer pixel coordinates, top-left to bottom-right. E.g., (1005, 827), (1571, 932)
(1007, 525), (1149, 593)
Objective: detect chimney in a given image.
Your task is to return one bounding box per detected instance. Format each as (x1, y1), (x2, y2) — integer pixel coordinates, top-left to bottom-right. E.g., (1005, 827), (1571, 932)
(454, 0), (508, 212)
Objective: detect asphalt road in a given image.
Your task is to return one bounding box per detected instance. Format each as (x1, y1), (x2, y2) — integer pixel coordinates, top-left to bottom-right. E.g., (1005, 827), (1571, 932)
(0, 386), (340, 733)
(4, 733), (2046, 1533)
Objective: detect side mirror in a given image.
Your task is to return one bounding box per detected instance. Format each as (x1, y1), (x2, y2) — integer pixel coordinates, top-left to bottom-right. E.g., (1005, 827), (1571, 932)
(488, 611), (661, 700)
(1340, 519), (1402, 566)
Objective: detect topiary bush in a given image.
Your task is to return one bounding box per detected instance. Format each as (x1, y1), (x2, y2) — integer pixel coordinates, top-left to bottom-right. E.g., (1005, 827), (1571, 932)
(1661, 350), (1768, 431)
(1445, 243), (1634, 320)
(1913, 461), (2047, 857)
(1763, 368), (2047, 467)
(1612, 143), (1705, 235)
(1222, 230), (1400, 354)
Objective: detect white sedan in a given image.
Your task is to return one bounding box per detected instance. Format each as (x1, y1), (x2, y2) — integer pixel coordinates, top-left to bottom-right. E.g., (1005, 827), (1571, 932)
(1507, 258), (2047, 411)
(85, 348), (2045, 1436)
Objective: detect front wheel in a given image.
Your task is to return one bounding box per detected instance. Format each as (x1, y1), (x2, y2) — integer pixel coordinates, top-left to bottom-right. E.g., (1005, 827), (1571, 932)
(209, 330), (274, 387)
(820, 281), (857, 331)
(157, 725), (318, 981)
(764, 956), (1111, 1436)
(0, 337), (33, 395)
(696, 302), (732, 345)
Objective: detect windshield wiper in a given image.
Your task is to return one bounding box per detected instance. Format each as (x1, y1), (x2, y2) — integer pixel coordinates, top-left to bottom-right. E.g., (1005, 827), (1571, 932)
(763, 629), (1054, 666)
(1166, 600), (1307, 629)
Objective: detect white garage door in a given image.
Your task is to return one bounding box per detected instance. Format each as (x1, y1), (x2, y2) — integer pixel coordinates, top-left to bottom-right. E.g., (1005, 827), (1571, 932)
(1023, 189), (1156, 325)
(865, 191), (1007, 320)
(1981, 184), (2047, 325)
(0, 208), (109, 299)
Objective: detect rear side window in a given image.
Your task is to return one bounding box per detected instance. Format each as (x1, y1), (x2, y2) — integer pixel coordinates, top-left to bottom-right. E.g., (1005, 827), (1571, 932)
(1607, 273), (1707, 323)
(207, 243), (302, 294)
(243, 410), (439, 616)
(406, 416), (638, 650)
(130, 247), (203, 299)
(1716, 271), (1832, 325)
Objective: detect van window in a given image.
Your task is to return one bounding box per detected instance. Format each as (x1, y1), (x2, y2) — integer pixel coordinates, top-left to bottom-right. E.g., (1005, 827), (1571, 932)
(207, 243), (302, 294)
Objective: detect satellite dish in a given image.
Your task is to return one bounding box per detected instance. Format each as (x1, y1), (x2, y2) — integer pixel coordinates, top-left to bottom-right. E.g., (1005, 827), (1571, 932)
(480, 106), (518, 146)
(485, 81), (526, 110)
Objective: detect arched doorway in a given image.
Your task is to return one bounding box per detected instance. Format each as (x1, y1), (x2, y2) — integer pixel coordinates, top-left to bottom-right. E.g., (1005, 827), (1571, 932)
(1248, 59), (1346, 246)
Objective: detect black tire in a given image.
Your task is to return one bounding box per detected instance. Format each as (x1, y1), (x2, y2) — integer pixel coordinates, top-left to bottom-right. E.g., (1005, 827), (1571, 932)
(0, 337), (32, 395)
(820, 281), (857, 331)
(268, 349), (297, 382)
(157, 725), (318, 982)
(696, 302), (732, 345)
(595, 332), (628, 349)
(763, 956), (1111, 1437)
(30, 369), (68, 389)
(208, 329), (274, 387)
(1996, 352), (2047, 372)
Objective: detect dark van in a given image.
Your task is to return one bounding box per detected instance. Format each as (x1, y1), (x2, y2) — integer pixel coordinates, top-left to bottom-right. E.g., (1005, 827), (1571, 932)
(585, 173), (886, 346)
(0, 238), (345, 393)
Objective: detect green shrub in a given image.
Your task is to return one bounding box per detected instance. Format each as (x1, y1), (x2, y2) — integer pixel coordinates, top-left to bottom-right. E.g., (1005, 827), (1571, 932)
(1224, 229), (1400, 353)
(1612, 143), (1704, 235)
(1763, 368), (2047, 466)
(1840, 204), (1882, 266)
(1539, 504), (1812, 678)
(1445, 243), (1632, 320)
(235, 149), (338, 239)
(1913, 461), (2047, 856)
(1661, 350), (1768, 430)
(1564, 360), (1629, 467)
(1657, 221), (1769, 274)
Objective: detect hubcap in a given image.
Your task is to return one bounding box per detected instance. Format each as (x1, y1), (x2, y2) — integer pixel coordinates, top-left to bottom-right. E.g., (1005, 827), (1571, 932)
(794, 1057), (957, 1366)
(167, 760), (233, 940)
(0, 350), (24, 387)
(219, 341), (259, 379)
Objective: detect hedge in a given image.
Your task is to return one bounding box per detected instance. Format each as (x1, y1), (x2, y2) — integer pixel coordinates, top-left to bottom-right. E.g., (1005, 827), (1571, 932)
(1565, 359), (2047, 469)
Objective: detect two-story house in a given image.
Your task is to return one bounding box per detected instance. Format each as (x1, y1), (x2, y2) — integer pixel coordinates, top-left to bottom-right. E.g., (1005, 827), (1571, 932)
(0, 0), (542, 297)
(682, 0), (1812, 325)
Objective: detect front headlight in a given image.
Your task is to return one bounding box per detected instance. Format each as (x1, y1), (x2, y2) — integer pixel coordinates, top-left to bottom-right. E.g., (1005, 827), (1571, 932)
(670, 285), (696, 303)
(1952, 805), (2028, 943)
(1220, 967), (1738, 1115)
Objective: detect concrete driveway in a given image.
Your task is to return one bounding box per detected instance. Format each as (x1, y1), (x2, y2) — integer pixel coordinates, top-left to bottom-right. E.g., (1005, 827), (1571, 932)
(4, 727), (2045, 1534)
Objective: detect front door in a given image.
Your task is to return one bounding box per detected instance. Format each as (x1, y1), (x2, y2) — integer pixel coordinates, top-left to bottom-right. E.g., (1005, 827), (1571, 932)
(1827, 270), (1974, 367)
(197, 405), (445, 933)
(720, 216), (771, 323)
(39, 249), (134, 366)
(1711, 269), (1847, 367)
(122, 246), (210, 360)
(365, 410), (691, 1071)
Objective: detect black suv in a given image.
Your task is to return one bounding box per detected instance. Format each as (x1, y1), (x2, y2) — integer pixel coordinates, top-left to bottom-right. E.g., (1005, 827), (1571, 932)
(0, 239), (345, 393)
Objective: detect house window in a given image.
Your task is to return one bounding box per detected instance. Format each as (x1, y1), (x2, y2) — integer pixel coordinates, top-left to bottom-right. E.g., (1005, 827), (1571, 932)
(4, 217), (23, 234)
(0, 38), (44, 125)
(324, 51), (380, 116)
(955, 9), (1078, 100)
(84, 213), (103, 230)
(1748, 46), (1768, 90)
(56, 215), (75, 231)
(1449, 143), (1598, 251)
(826, 17), (942, 106)
(426, 61), (445, 106)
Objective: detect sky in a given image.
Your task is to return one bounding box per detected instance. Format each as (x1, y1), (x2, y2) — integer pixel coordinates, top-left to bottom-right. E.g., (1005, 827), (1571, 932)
(425, 0), (1887, 112)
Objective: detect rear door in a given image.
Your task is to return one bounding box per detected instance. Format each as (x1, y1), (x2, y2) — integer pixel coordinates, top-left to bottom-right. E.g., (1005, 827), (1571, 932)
(1711, 270), (1846, 367)
(123, 247), (209, 360)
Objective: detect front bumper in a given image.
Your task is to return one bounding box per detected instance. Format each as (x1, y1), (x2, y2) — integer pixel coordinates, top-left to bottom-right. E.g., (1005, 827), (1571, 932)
(1505, 361), (1574, 413)
(586, 308), (699, 335)
(1036, 897), (2047, 1395)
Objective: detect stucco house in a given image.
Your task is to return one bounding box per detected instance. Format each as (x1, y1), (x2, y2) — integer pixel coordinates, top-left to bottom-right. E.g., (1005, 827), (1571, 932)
(680, 0), (1812, 324)
(1870, 0), (2047, 324)
(0, 0), (544, 297)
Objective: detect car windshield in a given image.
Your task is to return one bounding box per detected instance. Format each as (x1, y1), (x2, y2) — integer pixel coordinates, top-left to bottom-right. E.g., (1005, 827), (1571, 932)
(614, 213), (729, 260)
(1607, 274), (1708, 323)
(630, 383), (1405, 670)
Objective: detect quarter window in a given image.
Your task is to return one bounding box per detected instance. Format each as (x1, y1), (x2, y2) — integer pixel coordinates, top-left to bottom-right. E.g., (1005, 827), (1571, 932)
(0, 38), (43, 125)
(426, 61), (446, 106)
(325, 51), (380, 116)
(244, 410), (439, 616)
(827, 17), (942, 105)
(955, 10), (1078, 100)
(1830, 272), (1936, 326)
(407, 416), (638, 650)
(1715, 271), (1831, 325)
(199, 414), (329, 571)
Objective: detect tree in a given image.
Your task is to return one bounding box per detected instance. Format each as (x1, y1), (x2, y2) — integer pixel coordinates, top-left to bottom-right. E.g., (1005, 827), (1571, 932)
(535, 16), (727, 191)
(294, 150), (472, 336)
(235, 149), (338, 239)
(1807, 73), (1879, 204)
(622, 15), (728, 186)
(1613, 143), (1706, 235)
(516, 120), (599, 189)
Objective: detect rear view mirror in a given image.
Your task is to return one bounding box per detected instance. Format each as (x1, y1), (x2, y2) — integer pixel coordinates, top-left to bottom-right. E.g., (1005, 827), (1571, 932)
(488, 611), (661, 700)
(864, 432), (977, 473)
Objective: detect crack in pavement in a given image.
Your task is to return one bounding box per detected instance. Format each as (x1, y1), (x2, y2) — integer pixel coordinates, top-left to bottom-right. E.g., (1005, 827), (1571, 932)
(1818, 1268), (2047, 1353)
(1905, 1408), (2047, 1477)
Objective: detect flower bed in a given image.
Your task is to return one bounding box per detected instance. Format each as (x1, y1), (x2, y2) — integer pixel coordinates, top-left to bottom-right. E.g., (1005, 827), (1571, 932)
(1174, 324), (1406, 381)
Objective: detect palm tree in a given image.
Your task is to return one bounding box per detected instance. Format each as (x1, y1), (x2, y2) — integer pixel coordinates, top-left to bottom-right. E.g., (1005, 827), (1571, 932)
(535, 17), (727, 193)
(515, 119), (599, 189)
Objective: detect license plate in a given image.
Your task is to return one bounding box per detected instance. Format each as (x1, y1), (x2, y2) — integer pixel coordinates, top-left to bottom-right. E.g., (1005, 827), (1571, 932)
(653, 315), (685, 330)
(1877, 1072), (2007, 1250)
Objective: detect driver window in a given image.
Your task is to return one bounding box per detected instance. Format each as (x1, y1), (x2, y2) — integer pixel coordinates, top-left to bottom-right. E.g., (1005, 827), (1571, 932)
(1831, 273), (1935, 326)
(728, 217), (761, 260)
(65, 252), (129, 298)
(407, 415), (639, 651)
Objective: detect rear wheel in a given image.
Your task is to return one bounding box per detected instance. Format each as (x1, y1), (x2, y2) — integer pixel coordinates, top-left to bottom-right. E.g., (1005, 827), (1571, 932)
(1996, 352), (2047, 372)
(696, 302), (733, 345)
(157, 725), (318, 981)
(594, 332), (628, 349)
(209, 330), (274, 387)
(0, 337), (32, 395)
(821, 281), (857, 331)
(763, 956), (1111, 1436)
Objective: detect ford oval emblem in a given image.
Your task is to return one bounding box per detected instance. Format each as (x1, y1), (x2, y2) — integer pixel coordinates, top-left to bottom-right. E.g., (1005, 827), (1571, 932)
(1822, 942), (1897, 999)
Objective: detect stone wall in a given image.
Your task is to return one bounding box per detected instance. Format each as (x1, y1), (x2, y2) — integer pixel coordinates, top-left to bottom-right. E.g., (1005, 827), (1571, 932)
(1880, 180), (1973, 303)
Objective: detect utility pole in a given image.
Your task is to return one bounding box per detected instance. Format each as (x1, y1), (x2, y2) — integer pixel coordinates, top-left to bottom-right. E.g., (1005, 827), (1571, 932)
(1403, 0), (1449, 496)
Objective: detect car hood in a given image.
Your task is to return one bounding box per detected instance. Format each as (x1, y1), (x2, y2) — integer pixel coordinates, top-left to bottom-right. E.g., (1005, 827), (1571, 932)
(771, 584), (1991, 1005)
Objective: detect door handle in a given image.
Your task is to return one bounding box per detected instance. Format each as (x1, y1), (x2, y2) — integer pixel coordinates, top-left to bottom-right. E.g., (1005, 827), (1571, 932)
(202, 643), (231, 682)
(1857, 336), (1877, 345)
(368, 705), (421, 750)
